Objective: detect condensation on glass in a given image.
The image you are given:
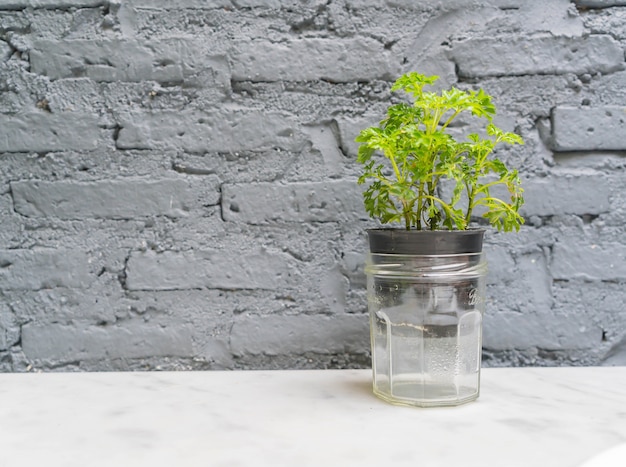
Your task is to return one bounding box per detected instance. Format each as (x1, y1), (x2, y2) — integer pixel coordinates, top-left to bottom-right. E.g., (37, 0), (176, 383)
(366, 252), (487, 407)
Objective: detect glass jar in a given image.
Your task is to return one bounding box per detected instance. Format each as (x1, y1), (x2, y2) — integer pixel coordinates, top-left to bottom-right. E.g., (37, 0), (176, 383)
(366, 230), (487, 407)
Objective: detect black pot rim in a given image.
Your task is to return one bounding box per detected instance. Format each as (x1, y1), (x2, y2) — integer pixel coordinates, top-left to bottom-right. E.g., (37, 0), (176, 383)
(367, 228), (485, 255)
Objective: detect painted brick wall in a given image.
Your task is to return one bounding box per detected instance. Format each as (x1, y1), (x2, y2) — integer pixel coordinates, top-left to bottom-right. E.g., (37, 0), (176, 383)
(1, 0), (625, 371)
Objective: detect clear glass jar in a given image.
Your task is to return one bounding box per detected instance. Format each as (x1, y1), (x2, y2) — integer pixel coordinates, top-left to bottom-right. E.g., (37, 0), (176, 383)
(366, 251), (487, 407)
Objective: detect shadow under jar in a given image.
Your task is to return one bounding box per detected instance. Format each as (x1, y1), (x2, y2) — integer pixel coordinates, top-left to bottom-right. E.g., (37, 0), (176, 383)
(365, 229), (487, 408)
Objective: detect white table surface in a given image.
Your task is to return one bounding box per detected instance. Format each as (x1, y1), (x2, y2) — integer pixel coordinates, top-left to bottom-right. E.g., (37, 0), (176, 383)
(0, 367), (625, 467)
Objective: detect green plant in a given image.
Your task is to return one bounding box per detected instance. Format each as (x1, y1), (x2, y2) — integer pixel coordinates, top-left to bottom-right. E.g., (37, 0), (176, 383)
(356, 72), (524, 232)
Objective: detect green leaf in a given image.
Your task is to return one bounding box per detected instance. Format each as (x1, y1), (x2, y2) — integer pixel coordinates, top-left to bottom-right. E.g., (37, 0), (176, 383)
(391, 72), (439, 97)
(356, 145), (375, 164)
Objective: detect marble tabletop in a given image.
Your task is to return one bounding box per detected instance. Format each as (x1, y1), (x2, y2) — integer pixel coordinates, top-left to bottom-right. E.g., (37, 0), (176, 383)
(0, 367), (625, 467)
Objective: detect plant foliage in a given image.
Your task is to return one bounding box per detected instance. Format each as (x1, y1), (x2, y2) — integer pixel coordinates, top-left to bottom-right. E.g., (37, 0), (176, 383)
(356, 72), (525, 232)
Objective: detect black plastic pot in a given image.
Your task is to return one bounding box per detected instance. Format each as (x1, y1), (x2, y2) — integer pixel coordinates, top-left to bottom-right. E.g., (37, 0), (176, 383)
(367, 228), (485, 255)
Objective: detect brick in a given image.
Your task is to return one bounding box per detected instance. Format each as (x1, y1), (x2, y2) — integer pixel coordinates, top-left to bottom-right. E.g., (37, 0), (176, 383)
(335, 114), (381, 158)
(31, 40), (181, 83)
(520, 175), (611, 217)
(116, 110), (296, 153)
(230, 314), (369, 356)
(11, 177), (214, 220)
(484, 244), (516, 285)
(483, 311), (602, 351)
(340, 250), (367, 290)
(21, 321), (193, 361)
(348, 0), (520, 8)
(30, 39), (229, 86)
(0, 303), (19, 351)
(231, 37), (400, 82)
(489, 248), (554, 311)
(1, 40), (12, 62)
(232, 0), (283, 6)
(198, 337), (234, 369)
(552, 240), (626, 281)
(303, 124), (345, 176)
(575, 0), (626, 6)
(0, 0), (104, 8)
(583, 11), (626, 41)
(513, 1), (585, 37)
(486, 247), (555, 344)
(0, 249), (93, 291)
(222, 180), (366, 224)
(0, 195), (20, 246)
(125, 249), (298, 291)
(0, 112), (99, 153)
(320, 264), (349, 313)
(515, 251), (554, 312)
(127, 0), (320, 6)
(4, 286), (119, 324)
(552, 281), (626, 354)
(449, 35), (624, 78)
(551, 106), (626, 152)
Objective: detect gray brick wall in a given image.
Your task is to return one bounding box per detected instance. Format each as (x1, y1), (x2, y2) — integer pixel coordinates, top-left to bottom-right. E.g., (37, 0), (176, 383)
(1, 0), (625, 372)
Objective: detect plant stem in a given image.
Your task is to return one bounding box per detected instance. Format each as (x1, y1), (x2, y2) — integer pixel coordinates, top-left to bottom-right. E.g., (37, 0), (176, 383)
(389, 152), (403, 183)
(465, 181), (474, 226)
(416, 183), (424, 230)
(473, 179), (509, 195)
(427, 179), (437, 229)
(440, 109), (461, 131)
(401, 200), (411, 230)
(472, 196), (520, 215)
